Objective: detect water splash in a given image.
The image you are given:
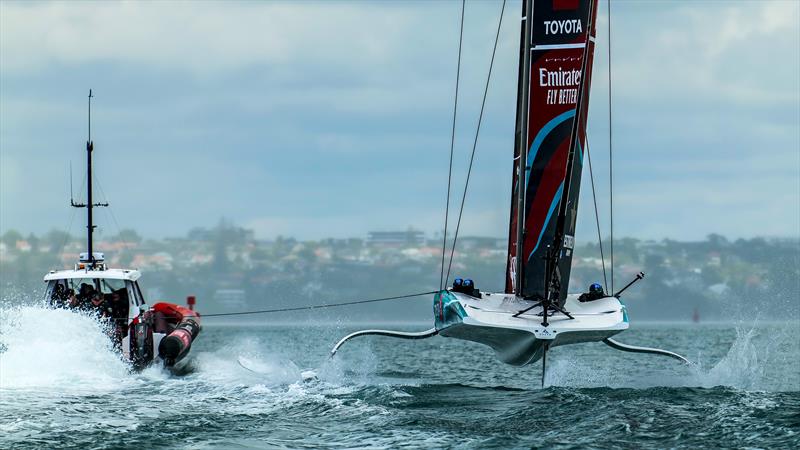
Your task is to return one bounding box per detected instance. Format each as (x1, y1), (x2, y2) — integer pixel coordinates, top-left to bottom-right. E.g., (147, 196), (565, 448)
(0, 305), (130, 391)
(696, 326), (765, 389)
(544, 322), (799, 391)
(693, 323), (799, 391)
(188, 335), (310, 387)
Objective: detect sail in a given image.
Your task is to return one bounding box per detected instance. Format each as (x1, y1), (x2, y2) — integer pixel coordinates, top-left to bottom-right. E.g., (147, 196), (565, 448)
(506, 0), (598, 300)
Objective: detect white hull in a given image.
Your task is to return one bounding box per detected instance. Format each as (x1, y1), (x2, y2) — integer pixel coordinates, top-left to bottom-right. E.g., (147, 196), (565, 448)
(434, 291), (628, 366)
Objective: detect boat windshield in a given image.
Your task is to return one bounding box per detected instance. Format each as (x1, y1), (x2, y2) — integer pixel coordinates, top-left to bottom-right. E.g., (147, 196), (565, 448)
(48, 277), (128, 311)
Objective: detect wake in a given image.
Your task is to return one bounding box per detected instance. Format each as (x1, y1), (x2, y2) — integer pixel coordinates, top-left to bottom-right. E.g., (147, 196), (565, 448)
(0, 305), (314, 390)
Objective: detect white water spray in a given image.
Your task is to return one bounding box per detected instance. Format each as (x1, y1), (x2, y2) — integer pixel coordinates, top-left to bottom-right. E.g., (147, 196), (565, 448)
(545, 323), (799, 391)
(0, 305), (130, 391)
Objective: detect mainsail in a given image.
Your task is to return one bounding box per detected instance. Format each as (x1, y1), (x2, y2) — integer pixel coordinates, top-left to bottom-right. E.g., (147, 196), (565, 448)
(506, 0), (598, 301)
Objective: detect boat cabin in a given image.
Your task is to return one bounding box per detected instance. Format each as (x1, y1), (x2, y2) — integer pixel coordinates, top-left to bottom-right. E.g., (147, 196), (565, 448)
(45, 268), (141, 321)
(43, 253), (147, 359)
(45, 253), (140, 320)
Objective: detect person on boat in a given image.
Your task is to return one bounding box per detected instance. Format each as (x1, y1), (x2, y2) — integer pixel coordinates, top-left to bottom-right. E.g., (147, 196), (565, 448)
(89, 290), (113, 318)
(67, 288), (79, 308)
(579, 282), (606, 302)
(108, 289), (129, 346)
(50, 283), (70, 307)
(68, 283), (94, 310)
(109, 289), (128, 319)
(74, 283), (105, 315)
(77, 283), (93, 301)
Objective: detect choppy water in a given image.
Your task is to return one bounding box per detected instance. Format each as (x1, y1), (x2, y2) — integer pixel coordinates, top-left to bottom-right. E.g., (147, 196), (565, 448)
(1, 305), (798, 449)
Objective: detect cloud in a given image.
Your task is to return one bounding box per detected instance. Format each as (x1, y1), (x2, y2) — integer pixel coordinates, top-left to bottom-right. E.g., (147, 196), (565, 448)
(1, 2), (401, 74)
(609, 0), (799, 108)
(1, 1), (798, 241)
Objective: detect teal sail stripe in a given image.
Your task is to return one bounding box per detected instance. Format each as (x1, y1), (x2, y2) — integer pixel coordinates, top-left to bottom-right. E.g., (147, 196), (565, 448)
(529, 181), (564, 258)
(525, 109), (576, 189)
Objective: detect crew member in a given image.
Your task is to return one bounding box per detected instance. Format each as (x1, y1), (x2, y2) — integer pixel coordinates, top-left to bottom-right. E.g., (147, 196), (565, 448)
(90, 291), (113, 318)
(50, 284), (69, 307)
(67, 288), (79, 308)
(108, 289), (129, 347)
(75, 283), (95, 310)
(578, 282), (605, 302)
(67, 283), (89, 310)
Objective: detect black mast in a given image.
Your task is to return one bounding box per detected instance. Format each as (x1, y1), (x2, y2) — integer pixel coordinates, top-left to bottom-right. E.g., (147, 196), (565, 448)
(544, 0), (597, 305)
(513, 0), (534, 296)
(71, 89), (108, 269)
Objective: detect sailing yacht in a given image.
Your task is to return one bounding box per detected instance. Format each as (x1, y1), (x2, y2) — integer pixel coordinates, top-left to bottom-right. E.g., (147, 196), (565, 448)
(332, 0), (686, 380)
(43, 91), (201, 371)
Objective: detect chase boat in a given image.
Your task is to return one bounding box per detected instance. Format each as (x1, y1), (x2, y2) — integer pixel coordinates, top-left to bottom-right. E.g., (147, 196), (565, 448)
(44, 91), (201, 371)
(45, 256), (201, 371)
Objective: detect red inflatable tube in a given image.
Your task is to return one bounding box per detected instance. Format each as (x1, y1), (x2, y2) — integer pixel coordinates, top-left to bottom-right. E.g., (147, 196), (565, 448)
(153, 302), (202, 366)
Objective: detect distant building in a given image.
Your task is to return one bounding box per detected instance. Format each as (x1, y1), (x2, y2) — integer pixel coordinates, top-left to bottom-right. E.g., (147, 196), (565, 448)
(707, 252), (722, 267)
(187, 224), (254, 243)
(367, 230), (425, 247)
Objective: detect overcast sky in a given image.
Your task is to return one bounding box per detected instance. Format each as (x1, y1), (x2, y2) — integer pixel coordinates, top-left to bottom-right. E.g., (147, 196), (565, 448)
(1, 0), (798, 243)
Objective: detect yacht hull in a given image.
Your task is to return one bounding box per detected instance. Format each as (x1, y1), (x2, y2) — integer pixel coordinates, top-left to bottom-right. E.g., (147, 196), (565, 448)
(434, 290), (628, 366)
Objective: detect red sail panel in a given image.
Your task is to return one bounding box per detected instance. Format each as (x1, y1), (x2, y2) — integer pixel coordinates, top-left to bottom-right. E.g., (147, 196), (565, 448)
(506, 0), (598, 297)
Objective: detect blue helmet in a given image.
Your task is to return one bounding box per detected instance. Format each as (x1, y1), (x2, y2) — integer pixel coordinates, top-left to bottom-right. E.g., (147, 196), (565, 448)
(589, 283), (603, 294)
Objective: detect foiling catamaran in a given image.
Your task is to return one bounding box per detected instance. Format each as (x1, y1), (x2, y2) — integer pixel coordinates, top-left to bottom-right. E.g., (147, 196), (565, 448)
(332, 0), (687, 384)
(44, 91), (201, 371)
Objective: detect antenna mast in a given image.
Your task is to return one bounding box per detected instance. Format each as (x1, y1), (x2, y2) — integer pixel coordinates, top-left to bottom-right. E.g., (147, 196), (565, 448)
(71, 89), (108, 269)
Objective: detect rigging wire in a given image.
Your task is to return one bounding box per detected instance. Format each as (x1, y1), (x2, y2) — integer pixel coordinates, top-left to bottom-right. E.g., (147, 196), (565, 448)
(440, 0), (466, 291)
(93, 173), (130, 250)
(607, 0), (615, 293)
(585, 140), (608, 288)
(445, 0), (507, 286)
(56, 207), (79, 258)
(55, 167), (87, 258)
(69, 161), (75, 202)
(202, 290), (438, 317)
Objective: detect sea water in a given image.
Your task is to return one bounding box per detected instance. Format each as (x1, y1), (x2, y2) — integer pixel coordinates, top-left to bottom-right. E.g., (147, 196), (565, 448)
(1, 305), (798, 449)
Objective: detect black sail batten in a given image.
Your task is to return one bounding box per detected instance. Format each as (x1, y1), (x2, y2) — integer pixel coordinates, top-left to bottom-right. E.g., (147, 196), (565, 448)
(505, 0), (599, 300)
